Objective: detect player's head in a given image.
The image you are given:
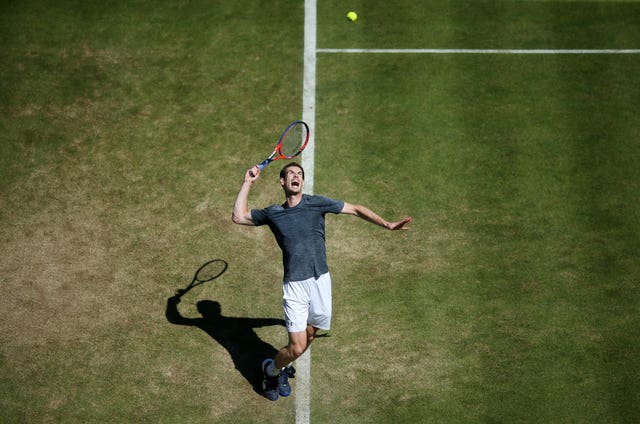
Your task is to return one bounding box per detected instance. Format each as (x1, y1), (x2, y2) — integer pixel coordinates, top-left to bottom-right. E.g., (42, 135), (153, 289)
(280, 162), (305, 180)
(280, 162), (305, 195)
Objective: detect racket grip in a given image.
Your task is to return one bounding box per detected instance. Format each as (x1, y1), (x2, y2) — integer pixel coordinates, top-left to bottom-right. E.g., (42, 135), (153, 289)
(249, 160), (270, 178)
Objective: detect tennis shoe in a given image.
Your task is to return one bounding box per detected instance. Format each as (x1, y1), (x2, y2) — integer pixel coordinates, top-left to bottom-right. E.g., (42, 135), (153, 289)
(285, 364), (296, 378)
(262, 359), (279, 401)
(278, 366), (293, 397)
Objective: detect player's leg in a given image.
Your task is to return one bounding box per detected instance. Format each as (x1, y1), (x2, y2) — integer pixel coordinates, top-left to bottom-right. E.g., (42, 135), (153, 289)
(263, 331), (306, 399)
(262, 279), (311, 400)
(274, 330), (308, 368)
(272, 324), (318, 369)
(268, 273), (329, 399)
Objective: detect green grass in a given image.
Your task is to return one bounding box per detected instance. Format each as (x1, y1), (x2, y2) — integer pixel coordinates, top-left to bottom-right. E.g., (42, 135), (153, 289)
(314, 50), (640, 422)
(2, 1), (640, 423)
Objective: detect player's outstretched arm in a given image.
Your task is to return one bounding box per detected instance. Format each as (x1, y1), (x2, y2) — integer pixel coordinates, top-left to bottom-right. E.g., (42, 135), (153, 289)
(232, 165), (260, 226)
(341, 202), (412, 230)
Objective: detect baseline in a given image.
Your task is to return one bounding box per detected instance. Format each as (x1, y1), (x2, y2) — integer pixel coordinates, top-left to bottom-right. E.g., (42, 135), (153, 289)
(317, 48), (640, 54)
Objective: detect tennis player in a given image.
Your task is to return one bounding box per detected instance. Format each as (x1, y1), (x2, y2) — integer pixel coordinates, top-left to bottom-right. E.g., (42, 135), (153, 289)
(232, 162), (412, 401)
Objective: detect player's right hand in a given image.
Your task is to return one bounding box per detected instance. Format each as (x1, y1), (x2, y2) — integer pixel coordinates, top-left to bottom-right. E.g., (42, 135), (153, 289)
(246, 165), (260, 182)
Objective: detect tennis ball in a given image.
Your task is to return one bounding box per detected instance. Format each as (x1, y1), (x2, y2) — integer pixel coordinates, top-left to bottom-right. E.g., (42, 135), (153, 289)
(347, 11), (358, 22)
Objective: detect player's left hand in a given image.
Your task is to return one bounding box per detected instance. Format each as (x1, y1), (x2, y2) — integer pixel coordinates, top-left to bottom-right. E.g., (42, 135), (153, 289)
(387, 217), (412, 230)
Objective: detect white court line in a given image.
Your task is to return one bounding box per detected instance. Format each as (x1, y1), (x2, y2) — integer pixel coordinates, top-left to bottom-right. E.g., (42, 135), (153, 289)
(302, 0), (317, 197)
(297, 1), (315, 423)
(317, 48), (640, 54)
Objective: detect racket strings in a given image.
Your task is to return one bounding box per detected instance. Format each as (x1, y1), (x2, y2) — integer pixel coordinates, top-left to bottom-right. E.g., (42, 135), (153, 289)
(280, 125), (306, 157)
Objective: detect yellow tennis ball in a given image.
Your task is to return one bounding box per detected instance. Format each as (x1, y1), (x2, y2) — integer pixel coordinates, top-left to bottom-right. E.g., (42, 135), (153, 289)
(347, 11), (358, 22)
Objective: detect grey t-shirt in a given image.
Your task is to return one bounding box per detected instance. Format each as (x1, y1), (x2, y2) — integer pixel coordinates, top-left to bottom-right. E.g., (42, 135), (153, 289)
(251, 194), (344, 281)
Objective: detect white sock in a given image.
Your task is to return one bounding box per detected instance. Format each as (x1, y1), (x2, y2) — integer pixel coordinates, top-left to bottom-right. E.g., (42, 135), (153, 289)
(266, 360), (280, 377)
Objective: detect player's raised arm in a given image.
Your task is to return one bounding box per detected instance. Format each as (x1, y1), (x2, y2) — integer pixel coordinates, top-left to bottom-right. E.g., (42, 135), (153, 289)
(232, 166), (260, 226)
(341, 202), (412, 230)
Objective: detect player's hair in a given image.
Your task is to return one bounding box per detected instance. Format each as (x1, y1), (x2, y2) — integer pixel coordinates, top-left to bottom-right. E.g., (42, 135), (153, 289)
(280, 162), (305, 180)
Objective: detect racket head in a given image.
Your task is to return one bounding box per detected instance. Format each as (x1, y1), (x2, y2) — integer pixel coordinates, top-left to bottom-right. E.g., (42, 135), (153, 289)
(194, 259), (228, 283)
(277, 121), (310, 158)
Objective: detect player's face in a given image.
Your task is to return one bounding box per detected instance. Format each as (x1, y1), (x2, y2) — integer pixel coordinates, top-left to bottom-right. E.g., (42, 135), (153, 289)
(281, 166), (304, 194)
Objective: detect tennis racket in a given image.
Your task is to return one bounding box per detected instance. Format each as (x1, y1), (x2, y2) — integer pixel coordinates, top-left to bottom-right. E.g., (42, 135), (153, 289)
(175, 259), (228, 297)
(250, 120), (310, 177)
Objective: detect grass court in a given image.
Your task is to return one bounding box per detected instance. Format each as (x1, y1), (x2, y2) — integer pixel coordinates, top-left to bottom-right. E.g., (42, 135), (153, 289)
(1, 1), (639, 422)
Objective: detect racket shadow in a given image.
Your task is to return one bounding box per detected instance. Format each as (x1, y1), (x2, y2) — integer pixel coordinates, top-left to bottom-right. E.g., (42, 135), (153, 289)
(165, 261), (284, 395)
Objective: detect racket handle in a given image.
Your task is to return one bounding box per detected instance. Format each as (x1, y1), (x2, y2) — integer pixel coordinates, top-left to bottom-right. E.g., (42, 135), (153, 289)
(249, 160), (270, 178)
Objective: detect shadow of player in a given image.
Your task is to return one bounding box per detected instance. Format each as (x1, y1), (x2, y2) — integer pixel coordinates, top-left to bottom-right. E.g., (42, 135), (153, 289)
(166, 296), (284, 394)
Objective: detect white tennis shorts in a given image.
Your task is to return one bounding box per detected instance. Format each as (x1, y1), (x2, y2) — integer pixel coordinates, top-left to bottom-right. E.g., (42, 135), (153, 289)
(282, 272), (332, 333)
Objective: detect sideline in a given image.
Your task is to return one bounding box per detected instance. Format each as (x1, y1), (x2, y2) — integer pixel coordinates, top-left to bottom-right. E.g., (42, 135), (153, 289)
(297, 1), (316, 423)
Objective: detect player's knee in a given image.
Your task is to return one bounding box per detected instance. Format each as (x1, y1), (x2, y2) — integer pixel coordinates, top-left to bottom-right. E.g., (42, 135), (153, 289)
(293, 344), (307, 358)
(289, 341), (307, 358)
